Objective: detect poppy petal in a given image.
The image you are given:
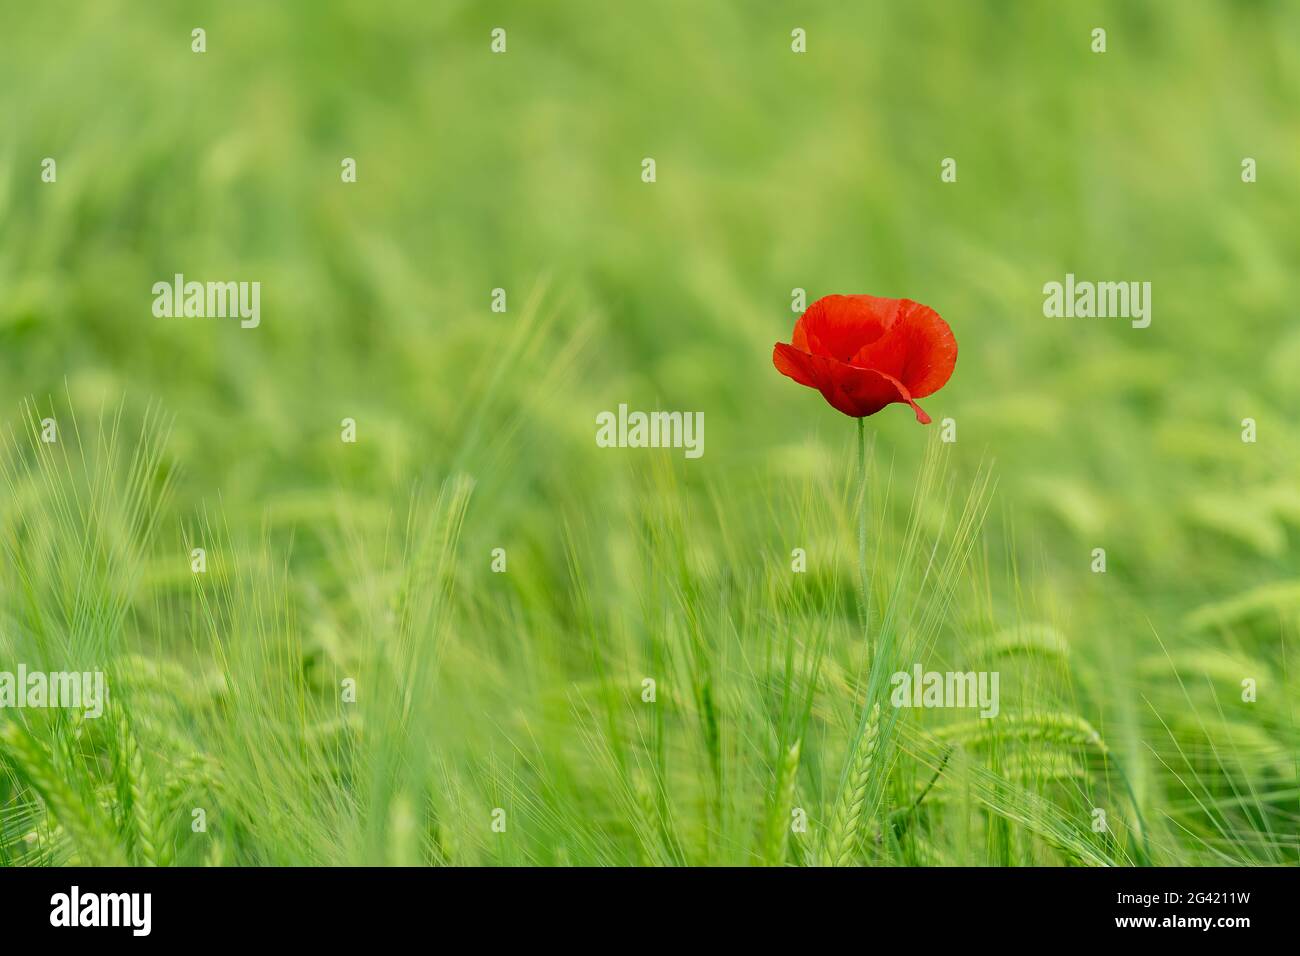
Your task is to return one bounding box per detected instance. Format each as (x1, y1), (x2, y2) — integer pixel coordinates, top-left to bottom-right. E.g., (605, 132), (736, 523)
(792, 294), (898, 362)
(847, 299), (956, 398)
(772, 341), (819, 388)
(773, 343), (932, 423)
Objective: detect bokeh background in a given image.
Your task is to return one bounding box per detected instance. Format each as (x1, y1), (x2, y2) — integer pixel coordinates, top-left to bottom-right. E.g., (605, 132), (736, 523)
(0, 0), (1296, 865)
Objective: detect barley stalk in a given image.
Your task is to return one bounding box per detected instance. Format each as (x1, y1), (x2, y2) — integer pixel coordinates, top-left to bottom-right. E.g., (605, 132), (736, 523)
(935, 712), (1108, 753)
(633, 772), (659, 866)
(434, 818), (459, 866)
(161, 751), (223, 808)
(0, 721), (126, 866)
(204, 838), (226, 867)
(113, 711), (170, 866)
(761, 739), (801, 866)
(821, 704), (881, 867)
(387, 792), (419, 867)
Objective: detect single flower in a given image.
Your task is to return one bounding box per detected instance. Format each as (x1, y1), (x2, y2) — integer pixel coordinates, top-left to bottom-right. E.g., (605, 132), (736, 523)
(773, 294), (957, 423)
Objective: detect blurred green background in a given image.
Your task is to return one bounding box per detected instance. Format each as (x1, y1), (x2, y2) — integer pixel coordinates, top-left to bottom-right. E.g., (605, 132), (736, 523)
(0, 1), (1296, 865)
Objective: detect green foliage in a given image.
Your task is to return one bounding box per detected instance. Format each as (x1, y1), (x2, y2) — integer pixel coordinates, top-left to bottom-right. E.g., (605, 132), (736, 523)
(0, 0), (1296, 867)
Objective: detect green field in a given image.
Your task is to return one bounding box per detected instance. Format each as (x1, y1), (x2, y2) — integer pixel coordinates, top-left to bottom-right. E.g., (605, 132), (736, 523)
(1, 0), (1297, 866)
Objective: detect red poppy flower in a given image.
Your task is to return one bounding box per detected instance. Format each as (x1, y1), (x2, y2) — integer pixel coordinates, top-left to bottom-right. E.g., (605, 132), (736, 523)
(773, 294), (956, 423)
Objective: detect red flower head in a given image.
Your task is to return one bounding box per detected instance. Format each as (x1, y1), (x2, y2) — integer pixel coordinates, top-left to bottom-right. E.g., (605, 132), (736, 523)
(773, 294), (957, 423)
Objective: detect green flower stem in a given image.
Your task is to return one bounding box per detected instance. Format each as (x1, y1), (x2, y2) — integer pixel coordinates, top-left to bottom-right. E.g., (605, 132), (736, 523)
(856, 417), (869, 660)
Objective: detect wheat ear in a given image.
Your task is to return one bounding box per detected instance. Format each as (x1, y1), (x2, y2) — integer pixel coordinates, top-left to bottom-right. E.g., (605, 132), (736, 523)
(821, 704), (881, 867)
